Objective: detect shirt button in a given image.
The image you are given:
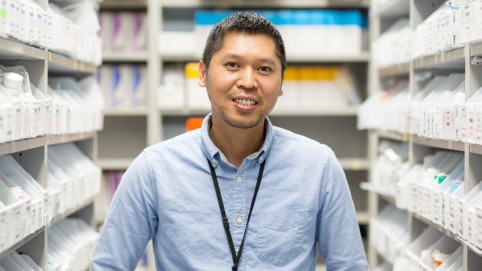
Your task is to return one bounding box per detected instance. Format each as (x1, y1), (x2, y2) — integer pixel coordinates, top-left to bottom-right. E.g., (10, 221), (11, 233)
(235, 176), (242, 183)
(236, 216), (243, 224)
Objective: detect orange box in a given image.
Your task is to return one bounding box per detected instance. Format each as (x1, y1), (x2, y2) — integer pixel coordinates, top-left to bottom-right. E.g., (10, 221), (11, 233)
(185, 117), (204, 131)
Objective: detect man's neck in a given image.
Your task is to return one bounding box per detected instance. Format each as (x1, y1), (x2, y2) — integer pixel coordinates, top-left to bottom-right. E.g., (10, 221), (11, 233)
(209, 117), (266, 168)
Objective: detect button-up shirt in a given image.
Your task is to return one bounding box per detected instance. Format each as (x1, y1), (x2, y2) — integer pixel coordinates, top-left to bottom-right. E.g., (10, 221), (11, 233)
(90, 114), (368, 271)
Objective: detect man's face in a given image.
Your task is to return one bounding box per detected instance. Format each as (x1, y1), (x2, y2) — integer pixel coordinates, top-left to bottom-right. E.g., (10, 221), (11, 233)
(199, 32), (283, 129)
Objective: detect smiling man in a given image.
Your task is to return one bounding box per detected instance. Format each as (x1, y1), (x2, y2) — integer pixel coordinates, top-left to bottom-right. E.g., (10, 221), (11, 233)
(90, 12), (368, 271)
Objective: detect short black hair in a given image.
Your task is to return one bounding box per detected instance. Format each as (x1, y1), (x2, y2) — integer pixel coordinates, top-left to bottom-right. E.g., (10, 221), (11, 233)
(201, 11), (287, 75)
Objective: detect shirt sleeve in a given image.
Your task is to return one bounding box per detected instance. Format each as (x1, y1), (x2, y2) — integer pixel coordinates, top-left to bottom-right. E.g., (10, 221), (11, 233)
(90, 150), (158, 271)
(317, 147), (368, 271)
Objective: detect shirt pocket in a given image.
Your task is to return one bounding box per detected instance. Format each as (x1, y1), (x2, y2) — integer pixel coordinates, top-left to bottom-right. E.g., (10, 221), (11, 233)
(257, 211), (305, 266)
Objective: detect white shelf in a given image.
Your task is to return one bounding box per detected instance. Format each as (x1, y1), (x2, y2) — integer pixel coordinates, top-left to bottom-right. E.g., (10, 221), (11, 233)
(0, 227), (44, 260)
(160, 53), (202, 62)
(470, 144), (482, 155)
(160, 0), (369, 8)
(0, 137), (48, 156)
(48, 132), (97, 146)
(360, 182), (396, 205)
(50, 195), (97, 225)
(413, 213), (459, 241)
(0, 37), (47, 60)
(471, 42), (482, 57)
(104, 109), (149, 116)
(412, 135), (465, 152)
(462, 238), (482, 257)
(100, 0), (147, 9)
(0, 132), (97, 156)
(378, 62), (410, 78)
(48, 52), (97, 74)
(413, 47), (465, 70)
(357, 211), (369, 224)
(97, 158), (133, 170)
(0, 37), (96, 74)
(160, 52), (371, 63)
(379, 193), (397, 206)
(272, 107), (359, 117)
(103, 52), (148, 62)
(339, 158), (370, 171)
(161, 109), (210, 116)
(372, 0), (410, 18)
(377, 130), (410, 142)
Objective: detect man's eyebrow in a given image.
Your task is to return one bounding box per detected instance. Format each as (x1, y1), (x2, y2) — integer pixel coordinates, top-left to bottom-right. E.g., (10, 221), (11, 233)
(221, 54), (278, 65)
(258, 58), (277, 66)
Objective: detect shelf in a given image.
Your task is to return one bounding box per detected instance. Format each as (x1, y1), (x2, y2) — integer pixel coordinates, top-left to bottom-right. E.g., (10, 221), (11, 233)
(374, 247), (394, 265)
(461, 237), (482, 257)
(0, 137), (48, 155)
(413, 213), (460, 241)
(0, 37), (47, 60)
(471, 42), (482, 57)
(372, 0), (410, 18)
(47, 132), (97, 146)
(379, 193), (397, 206)
(0, 132), (97, 155)
(357, 211), (369, 224)
(0, 227), (44, 259)
(289, 53), (370, 63)
(160, 0), (369, 9)
(339, 158), (370, 170)
(48, 52), (97, 74)
(160, 53), (202, 62)
(104, 109), (149, 116)
(412, 135), (465, 152)
(160, 52), (371, 63)
(0, 38), (96, 74)
(103, 52), (148, 62)
(97, 158), (133, 170)
(272, 107), (359, 116)
(161, 109), (210, 116)
(360, 182), (397, 205)
(413, 47), (465, 70)
(50, 195), (97, 225)
(100, 0), (147, 10)
(377, 130), (410, 142)
(470, 144), (482, 155)
(378, 62), (410, 78)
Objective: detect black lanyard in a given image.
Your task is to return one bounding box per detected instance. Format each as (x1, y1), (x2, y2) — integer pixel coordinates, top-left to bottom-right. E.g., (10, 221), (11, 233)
(207, 159), (266, 271)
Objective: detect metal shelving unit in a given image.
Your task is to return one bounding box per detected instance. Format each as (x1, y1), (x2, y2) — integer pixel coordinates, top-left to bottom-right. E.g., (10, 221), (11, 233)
(0, 35), (100, 268)
(367, 0), (482, 270)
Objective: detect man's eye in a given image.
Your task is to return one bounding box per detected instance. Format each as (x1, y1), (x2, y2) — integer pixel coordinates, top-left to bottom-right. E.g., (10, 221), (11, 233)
(225, 62), (239, 68)
(259, 66), (273, 73)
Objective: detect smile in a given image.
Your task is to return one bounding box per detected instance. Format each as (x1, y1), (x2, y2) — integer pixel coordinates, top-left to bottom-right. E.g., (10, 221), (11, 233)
(233, 98), (257, 106)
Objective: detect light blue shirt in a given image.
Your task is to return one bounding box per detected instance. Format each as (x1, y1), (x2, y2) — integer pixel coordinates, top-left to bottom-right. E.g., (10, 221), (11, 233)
(90, 114), (368, 271)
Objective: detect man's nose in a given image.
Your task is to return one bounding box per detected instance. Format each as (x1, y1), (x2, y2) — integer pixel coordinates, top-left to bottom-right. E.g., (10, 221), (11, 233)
(237, 67), (257, 90)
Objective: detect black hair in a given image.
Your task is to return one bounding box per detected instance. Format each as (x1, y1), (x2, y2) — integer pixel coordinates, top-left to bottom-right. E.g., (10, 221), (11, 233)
(201, 11), (287, 75)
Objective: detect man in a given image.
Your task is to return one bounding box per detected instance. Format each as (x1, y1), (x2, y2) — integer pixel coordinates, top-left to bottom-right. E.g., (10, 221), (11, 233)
(91, 11), (368, 271)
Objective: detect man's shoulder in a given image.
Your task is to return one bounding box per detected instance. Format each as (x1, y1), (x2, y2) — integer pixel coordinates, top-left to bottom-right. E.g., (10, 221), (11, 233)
(145, 129), (202, 154)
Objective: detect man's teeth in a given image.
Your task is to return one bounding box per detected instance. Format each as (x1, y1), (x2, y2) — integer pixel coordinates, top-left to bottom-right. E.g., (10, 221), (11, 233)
(234, 99), (256, 106)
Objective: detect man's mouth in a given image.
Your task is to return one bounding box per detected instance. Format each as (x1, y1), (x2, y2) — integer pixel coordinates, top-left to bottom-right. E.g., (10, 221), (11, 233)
(233, 98), (257, 106)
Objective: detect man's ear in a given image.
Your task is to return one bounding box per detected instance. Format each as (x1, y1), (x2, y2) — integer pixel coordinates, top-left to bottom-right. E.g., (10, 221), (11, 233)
(279, 88), (284, 97)
(198, 60), (207, 87)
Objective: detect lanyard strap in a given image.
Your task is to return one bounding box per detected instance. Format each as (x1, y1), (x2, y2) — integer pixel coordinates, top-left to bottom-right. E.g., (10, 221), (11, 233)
(207, 159), (266, 271)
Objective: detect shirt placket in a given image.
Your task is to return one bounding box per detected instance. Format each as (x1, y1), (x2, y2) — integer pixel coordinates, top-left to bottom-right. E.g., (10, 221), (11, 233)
(232, 163), (248, 269)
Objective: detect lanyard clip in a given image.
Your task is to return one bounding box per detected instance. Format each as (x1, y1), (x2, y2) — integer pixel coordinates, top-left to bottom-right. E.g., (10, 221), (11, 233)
(223, 218), (230, 230)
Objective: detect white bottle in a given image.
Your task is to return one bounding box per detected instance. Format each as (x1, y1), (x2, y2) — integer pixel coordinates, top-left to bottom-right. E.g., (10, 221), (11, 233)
(0, 71), (24, 141)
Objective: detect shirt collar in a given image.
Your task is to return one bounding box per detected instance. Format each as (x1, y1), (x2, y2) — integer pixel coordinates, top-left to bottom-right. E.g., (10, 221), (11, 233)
(200, 113), (273, 166)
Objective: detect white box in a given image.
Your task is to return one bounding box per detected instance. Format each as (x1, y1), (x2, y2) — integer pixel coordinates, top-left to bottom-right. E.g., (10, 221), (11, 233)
(159, 31), (197, 56)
